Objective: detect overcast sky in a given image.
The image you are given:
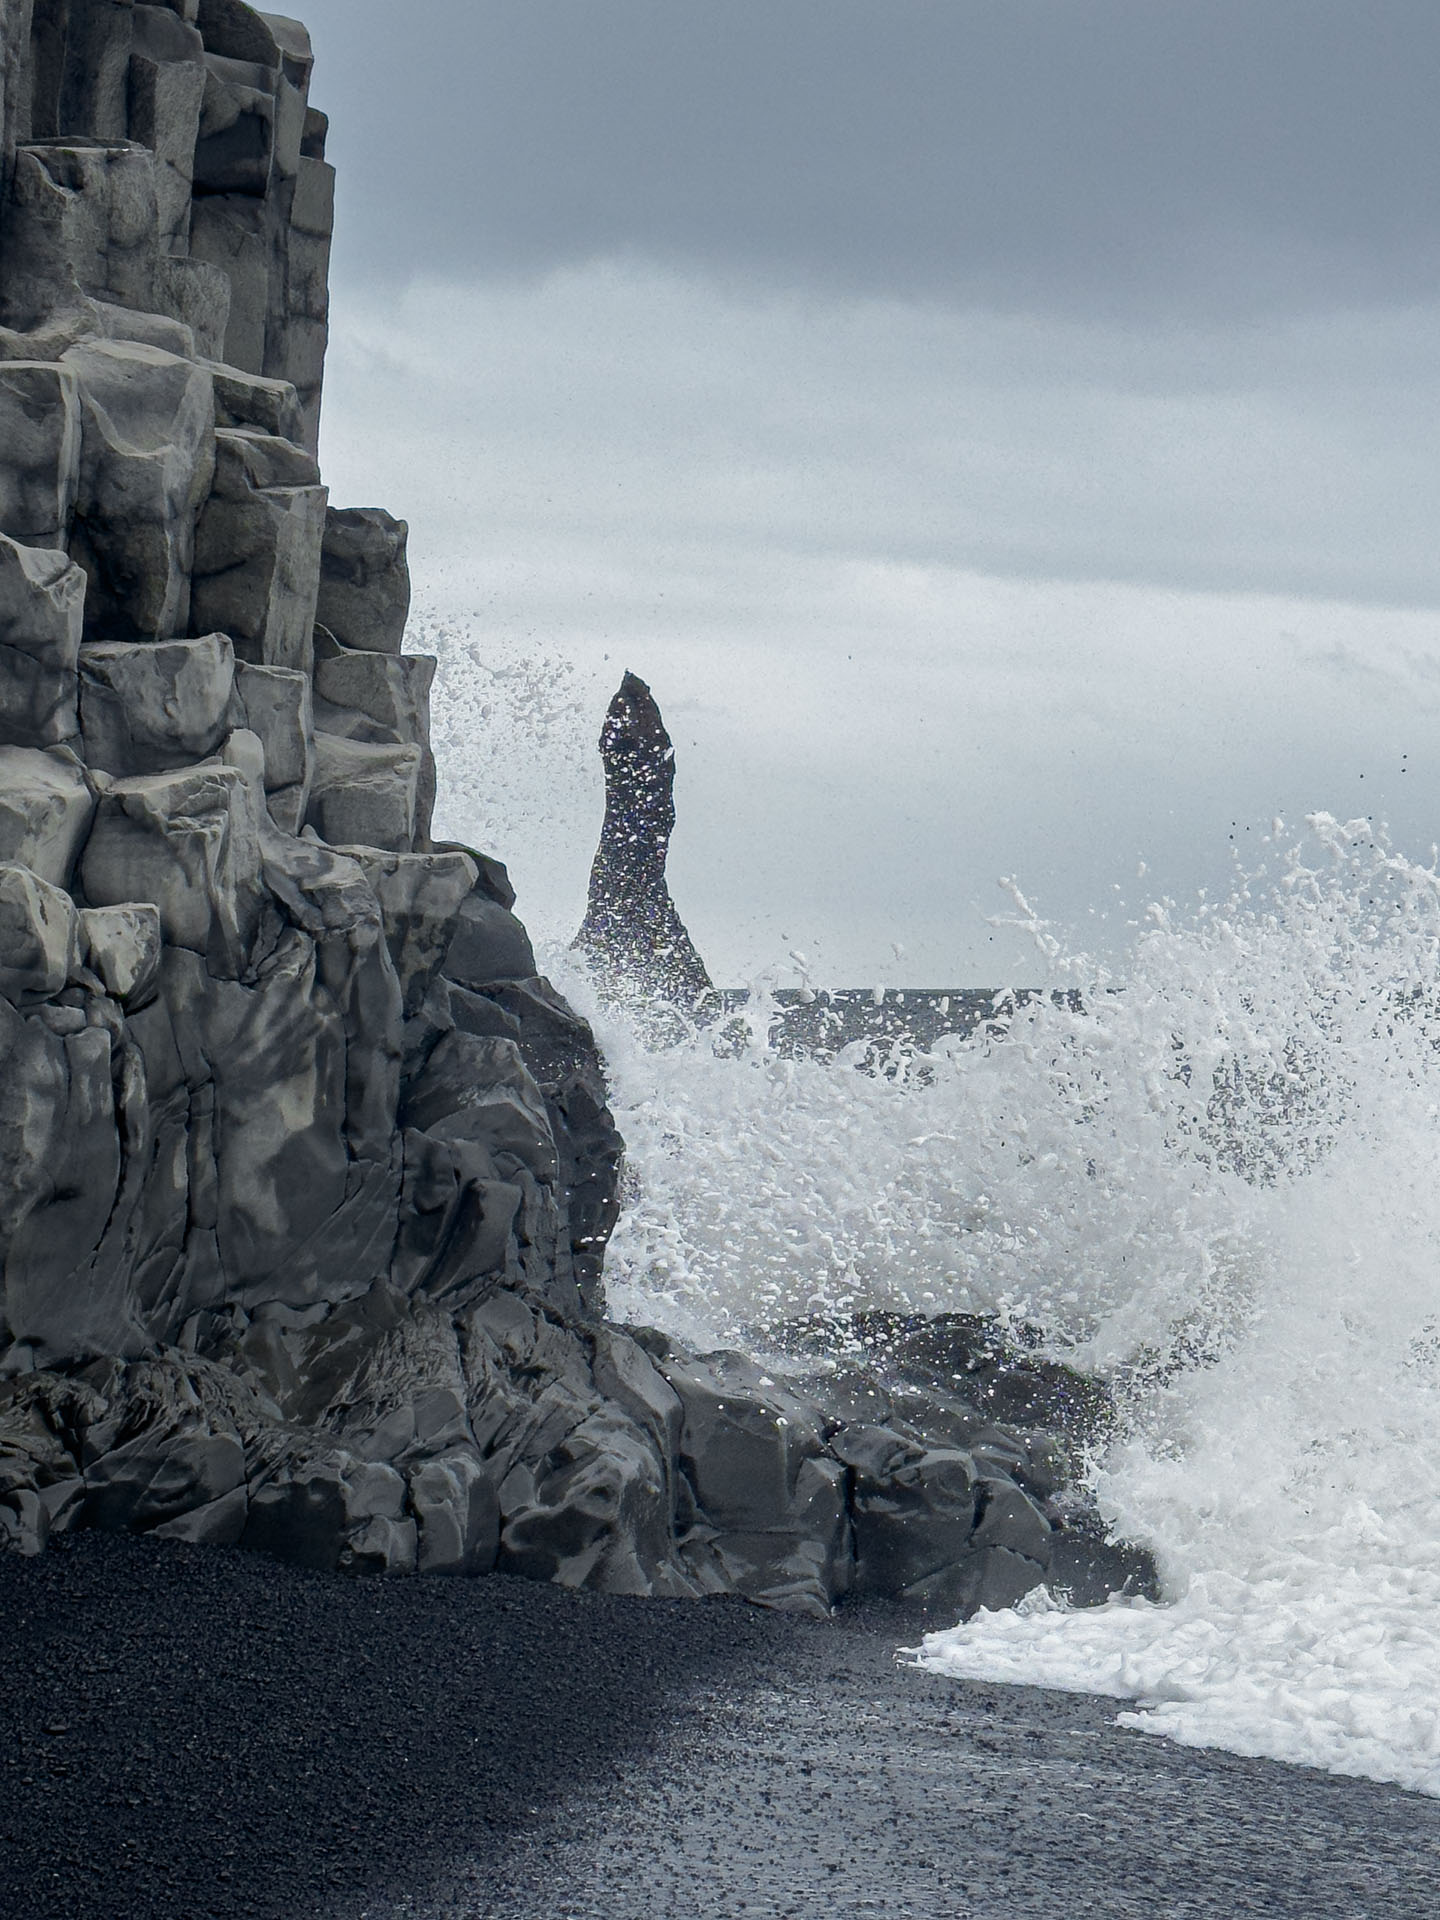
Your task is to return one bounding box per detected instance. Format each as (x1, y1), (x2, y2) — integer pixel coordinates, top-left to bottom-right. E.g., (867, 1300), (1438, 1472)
(297, 0), (1440, 982)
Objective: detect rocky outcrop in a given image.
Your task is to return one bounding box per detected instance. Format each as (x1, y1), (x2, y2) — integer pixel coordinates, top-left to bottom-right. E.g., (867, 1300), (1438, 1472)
(0, 1291), (1147, 1615)
(0, 3), (1142, 1619)
(0, 0), (629, 1573)
(572, 671), (713, 1006)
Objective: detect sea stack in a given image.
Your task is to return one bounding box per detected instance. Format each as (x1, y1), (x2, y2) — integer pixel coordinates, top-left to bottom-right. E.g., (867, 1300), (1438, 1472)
(572, 671), (713, 1005)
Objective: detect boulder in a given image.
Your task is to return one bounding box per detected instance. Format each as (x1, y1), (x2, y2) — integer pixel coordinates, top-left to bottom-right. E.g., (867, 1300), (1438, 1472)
(409, 1450), (500, 1575)
(430, 841), (515, 913)
(315, 506), (409, 654)
(497, 1406), (678, 1596)
(443, 891), (537, 990)
(84, 1416), (248, 1536)
(80, 762), (264, 976)
(62, 337), (216, 641)
(77, 904), (163, 1006)
(0, 747), (94, 887)
(659, 1348), (829, 1533)
(0, 360), (81, 548)
(333, 846), (476, 1015)
(447, 980), (523, 1043)
(0, 1374), (95, 1557)
(306, 731), (422, 853)
(242, 1449), (412, 1574)
(829, 1422), (1052, 1615)
(0, 534), (86, 750)
(78, 632), (236, 775)
(190, 427), (326, 671)
(688, 1454), (852, 1617)
(0, 864), (79, 1004)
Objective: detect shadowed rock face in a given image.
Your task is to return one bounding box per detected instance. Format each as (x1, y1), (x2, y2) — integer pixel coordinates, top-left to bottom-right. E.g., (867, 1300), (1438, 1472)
(573, 672), (712, 1005)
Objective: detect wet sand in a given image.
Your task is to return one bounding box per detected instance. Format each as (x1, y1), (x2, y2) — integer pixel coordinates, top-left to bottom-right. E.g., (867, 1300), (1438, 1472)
(2, 1532), (1437, 1919)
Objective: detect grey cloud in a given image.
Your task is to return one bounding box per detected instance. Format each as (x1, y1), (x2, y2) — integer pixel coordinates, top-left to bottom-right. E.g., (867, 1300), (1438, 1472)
(301, 0), (1440, 318)
(322, 276), (1440, 608)
(318, 273), (1440, 978)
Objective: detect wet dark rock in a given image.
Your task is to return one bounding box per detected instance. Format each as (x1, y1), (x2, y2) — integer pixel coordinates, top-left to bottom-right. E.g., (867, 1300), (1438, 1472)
(572, 670), (713, 1005)
(444, 888), (537, 988)
(0, 742), (93, 884)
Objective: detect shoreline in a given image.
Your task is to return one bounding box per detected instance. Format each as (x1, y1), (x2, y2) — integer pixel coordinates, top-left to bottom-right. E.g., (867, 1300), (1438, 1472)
(4, 1534), (1438, 1919)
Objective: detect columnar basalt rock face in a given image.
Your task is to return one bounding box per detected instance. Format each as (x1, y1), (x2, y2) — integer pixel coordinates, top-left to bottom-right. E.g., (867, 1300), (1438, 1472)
(0, 0), (641, 1583)
(0, 3), (1134, 1617)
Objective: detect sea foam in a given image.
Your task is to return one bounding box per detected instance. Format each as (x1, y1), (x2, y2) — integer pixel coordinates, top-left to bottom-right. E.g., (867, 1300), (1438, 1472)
(556, 817), (1440, 1795)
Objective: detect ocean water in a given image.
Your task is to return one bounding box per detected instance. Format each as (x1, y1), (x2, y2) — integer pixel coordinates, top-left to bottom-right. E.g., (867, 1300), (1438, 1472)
(553, 819), (1440, 1798)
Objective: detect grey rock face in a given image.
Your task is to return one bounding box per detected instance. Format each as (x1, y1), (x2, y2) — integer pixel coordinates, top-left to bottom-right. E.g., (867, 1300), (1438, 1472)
(0, 533), (86, 749)
(315, 505), (410, 655)
(306, 730), (423, 853)
(190, 426), (324, 670)
(2, 141), (164, 331)
(336, 845), (477, 1014)
(78, 630), (235, 772)
(77, 901), (163, 1004)
(0, 0), (1139, 1623)
(0, 861), (79, 1002)
(128, 4), (208, 252)
(0, 358), (81, 548)
(0, 745), (93, 884)
(81, 761), (265, 972)
(63, 336), (216, 641)
(232, 657), (311, 825)
(572, 671), (713, 1005)
(445, 890), (537, 990)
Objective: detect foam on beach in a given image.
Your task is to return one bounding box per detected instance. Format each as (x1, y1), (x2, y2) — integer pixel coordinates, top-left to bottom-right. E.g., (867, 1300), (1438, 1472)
(555, 817), (1440, 1796)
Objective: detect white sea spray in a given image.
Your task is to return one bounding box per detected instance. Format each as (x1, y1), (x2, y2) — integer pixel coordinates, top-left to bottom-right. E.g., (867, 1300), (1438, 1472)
(554, 818), (1440, 1795)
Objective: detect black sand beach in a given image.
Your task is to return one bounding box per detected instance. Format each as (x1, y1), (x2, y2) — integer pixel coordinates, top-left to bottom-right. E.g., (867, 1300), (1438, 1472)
(3, 1534), (1438, 1920)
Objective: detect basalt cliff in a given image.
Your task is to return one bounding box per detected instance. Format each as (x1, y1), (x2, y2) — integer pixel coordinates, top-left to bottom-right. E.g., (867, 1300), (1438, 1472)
(0, 1), (1143, 1618)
